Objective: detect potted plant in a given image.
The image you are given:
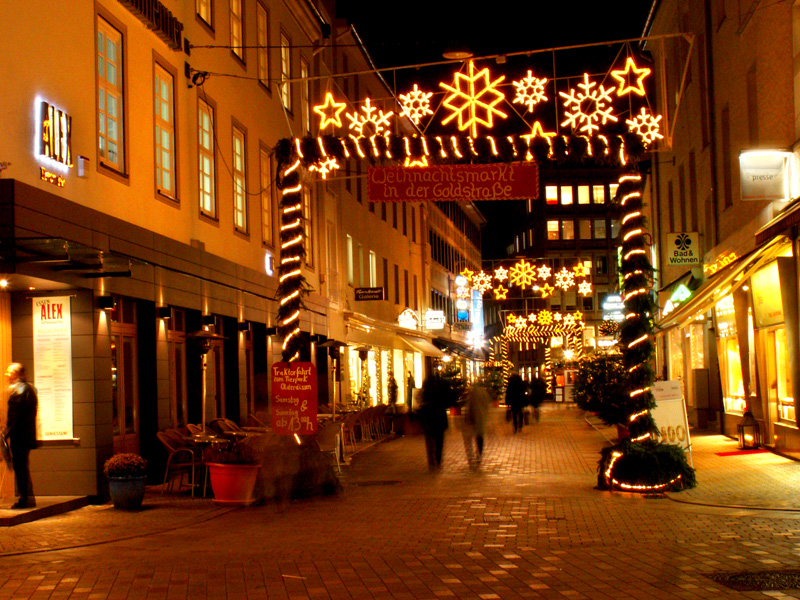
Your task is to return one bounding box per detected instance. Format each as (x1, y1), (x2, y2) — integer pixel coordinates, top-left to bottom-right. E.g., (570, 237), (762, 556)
(203, 440), (261, 505)
(104, 453), (148, 509)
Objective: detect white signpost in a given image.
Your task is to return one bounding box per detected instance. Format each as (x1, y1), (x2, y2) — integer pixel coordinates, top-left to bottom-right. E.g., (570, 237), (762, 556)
(651, 380), (692, 466)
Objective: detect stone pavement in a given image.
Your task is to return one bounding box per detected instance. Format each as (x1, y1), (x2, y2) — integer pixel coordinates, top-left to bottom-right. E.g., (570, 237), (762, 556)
(3, 404), (800, 599)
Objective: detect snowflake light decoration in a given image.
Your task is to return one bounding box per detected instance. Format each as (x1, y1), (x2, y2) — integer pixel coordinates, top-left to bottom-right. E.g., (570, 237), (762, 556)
(573, 262), (591, 278)
(400, 84), (434, 125)
(539, 283), (554, 298)
(553, 312), (563, 322)
(537, 264), (552, 280)
(509, 259), (536, 289)
(578, 280), (593, 295)
(537, 310), (553, 326)
(346, 98), (394, 136)
(554, 267), (575, 291)
(440, 61), (507, 137)
(563, 313), (576, 326)
(313, 93), (347, 130)
(472, 271), (493, 292)
(308, 157), (339, 179)
(610, 57), (651, 97)
(494, 285), (509, 300)
(559, 73), (618, 136)
(626, 107), (663, 146)
(494, 266), (508, 282)
(512, 70), (548, 112)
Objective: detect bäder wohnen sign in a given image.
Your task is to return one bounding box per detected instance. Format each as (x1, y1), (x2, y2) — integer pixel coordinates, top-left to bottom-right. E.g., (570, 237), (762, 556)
(367, 163), (539, 202)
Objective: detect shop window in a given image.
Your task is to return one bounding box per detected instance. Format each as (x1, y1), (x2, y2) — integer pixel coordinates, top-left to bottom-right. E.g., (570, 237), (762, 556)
(766, 327), (794, 423)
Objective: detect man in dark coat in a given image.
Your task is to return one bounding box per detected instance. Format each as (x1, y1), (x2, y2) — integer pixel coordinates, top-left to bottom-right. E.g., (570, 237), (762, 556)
(506, 371), (527, 433)
(417, 374), (454, 470)
(4, 363), (38, 508)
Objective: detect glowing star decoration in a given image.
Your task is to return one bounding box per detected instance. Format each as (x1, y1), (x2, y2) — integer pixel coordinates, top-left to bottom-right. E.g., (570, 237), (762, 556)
(537, 264), (552, 280)
(308, 156), (340, 179)
(573, 262), (591, 278)
(313, 93), (347, 130)
(527, 314), (537, 324)
(509, 259), (536, 289)
(578, 280), (593, 295)
(610, 57), (651, 97)
(493, 285), (509, 300)
(460, 268), (475, 282)
(573, 310), (584, 323)
(521, 122), (557, 158)
(346, 98), (394, 136)
(626, 107), (664, 146)
(554, 267), (575, 291)
(440, 61), (507, 137)
(472, 271), (493, 292)
(512, 70), (548, 112)
(539, 283), (554, 298)
(494, 266), (508, 282)
(399, 84), (434, 125)
(537, 310), (553, 326)
(559, 73), (618, 136)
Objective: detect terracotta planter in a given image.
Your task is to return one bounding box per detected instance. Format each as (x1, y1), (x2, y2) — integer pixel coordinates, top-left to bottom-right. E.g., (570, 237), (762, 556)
(206, 463), (261, 505)
(108, 476), (147, 509)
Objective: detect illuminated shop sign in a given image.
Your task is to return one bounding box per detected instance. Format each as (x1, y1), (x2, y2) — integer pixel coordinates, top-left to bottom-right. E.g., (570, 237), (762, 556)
(118, 0), (184, 50)
(739, 150), (791, 202)
(425, 310), (446, 330)
(666, 232), (701, 267)
(662, 284), (693, 317)
(398, 308), (420, 330)
(39, 100), (72, 168)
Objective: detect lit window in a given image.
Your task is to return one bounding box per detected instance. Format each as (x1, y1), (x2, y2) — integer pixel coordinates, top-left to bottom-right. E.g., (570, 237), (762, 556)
(260, 147), (272, 244)
(369, 251), (377, 287)
(578, 185), (590, 204)
(609, 183), (619, 201)
(198, 99), (216, 218)
(545, 185), (558, 205)
(592, 185), (605, 203)
(346, 235), (354, 285)
(196, 0), (212, 26)
(300, 58), (310, 134)
(154, 64), (175, 198)
(230, 0), (243, 60)
(280, 32), (292, 110)
(232, 126), (247, 232)
(560, 186), (573, 205)
(303, 185), (313, 266)
(97, 17), (125, 172)
(610, 219), (620, 239)
(256, 3), (269, 87)
(547, 220), (559, 240)
(562, 220), (575, 240)
(593, 219), (606, 239)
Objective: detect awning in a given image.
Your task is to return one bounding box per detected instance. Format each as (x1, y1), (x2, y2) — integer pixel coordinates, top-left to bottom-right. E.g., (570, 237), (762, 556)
(656, 235), (790, 333)
(399, 334), (444, 358)
(434, 337), (488, 361)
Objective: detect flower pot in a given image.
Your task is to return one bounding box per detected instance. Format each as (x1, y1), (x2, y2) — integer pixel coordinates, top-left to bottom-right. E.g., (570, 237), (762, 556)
(206, 463), (261, 506)
(108, 476), (147, 509)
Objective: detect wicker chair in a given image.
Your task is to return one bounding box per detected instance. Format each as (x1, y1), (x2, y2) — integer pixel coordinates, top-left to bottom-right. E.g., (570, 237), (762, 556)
(156, 431), (198, 496)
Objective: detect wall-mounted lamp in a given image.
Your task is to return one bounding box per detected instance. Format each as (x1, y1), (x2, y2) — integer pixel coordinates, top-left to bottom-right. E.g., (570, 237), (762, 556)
(157, 306), (171, 320)
(98, 295), (114, 310)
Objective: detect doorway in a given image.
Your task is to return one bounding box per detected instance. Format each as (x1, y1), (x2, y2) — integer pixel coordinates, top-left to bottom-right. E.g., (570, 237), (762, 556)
(110, 297), (139, 453)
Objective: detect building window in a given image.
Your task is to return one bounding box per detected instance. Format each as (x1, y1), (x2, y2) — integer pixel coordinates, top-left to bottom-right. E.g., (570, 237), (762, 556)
(383, 257), (389, 300)
(154, 63), (176, 199)
(300, 58), (310, 135)
(392, 204), (398, 229)
(547, 220), (559, 240)
(402, 203), (407, 236)
(357, 244), (363, 286)
(562, 220), (575, 240)
(260, 146), (272, 245)
(198, 98), (216, 218)
(381, 203), (387, 221)
(280, 32), (292, 110)
(232, 125), (247, 232)
(230, 0), (243, 61)
(578, 220), (591, 240)
(545, 185), (558, 205)
(560, 186), (573, 205)
(592, 185), (605, 204)
(97, 16), (125, 173)
(303, 185), (313, 266)
(411, 206), (417, 242)
(394, 264), (400, 304)
(578, 185), (590, 205)
(404, 269), (409, 307)
(593, 219), (606, 239)
(256, 2), (269, 88)
(609, 183), (619, 201)
(582, 295), (593, 311)
(413, 275), (418, 310)
(369, 251), (377, 287)
(346, 235), (354, 285)
(610, 219), (620, 239)
(196, 0), (212, 26)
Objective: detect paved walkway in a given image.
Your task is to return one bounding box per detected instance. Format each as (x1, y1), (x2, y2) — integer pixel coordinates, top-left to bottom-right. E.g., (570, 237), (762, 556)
(3, 405), (800, 599)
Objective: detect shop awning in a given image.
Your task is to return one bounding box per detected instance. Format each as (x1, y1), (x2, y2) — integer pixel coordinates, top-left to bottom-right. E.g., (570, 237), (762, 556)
(434, 337), (488, 361)
(399, 334), (444, 358)
(656, 235), (790, 334)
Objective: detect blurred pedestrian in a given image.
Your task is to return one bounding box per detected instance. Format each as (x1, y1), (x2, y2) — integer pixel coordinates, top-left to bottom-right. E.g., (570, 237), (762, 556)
(387, 371), (398, 414)
(462, 380), (491, 463)
(529, 376), (547, 422)
(417, 374), (455, 470)
(406, 371), (415, 413)
(4, 363), (38, 508)
(506, 371), (527, 434)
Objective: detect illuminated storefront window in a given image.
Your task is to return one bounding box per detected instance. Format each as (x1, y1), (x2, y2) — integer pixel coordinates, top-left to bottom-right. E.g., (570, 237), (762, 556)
(715, 295), (745, 414)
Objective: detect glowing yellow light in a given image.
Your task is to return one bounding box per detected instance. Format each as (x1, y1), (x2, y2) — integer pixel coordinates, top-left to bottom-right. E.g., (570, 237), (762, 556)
(521, 121), (556, 158)
(460, 268), (474, 281)
(280, 219), (301, 231)
(435, 136), (448, 158)
(281, 310), (300, 326)
(612, 475), (681, 492)
(537, 310), (553, 325)
(630, 433), (651, 442)
(487, 136), (498, 156)
(349, 134), (366, 158)
(624, 270), (644, 280)
(282, 184), (302, 195)
(317, 137), (327, 156)
(281, 256), (301, 265)
(399, 84), (434, 125)
(281, 236), (303, 250)
(624, 249), (646, 261)
(536, 264), (552, 280)
(509, 260), (537, 289)
(440, 61), (507, 137)
(610, 57), (651, 97)
(559, 73), (618, 136)
(279, 269), (301, 283)
(622, 211), (641, 225)
(620, 174), (642, 183)
(282, 327), (300, 350)
(573, 262), (591, 278)
(450, 136), (463, 158)
(309, 156), (339, 179)
(626, 107), (663, 146)
(472, 271), (493, 292)
(369, 136), (380, 158)
(494, 266), (508, 282)
(493, 285), (509, 300)
(467, 136), (479, 156)
(346, 98), (393, 136)
(630, 388), (650, 397)
(554, 268), (575, 291)
(578, 280), (592, 295)
(280, 290), (300, 305)
(294, 139), (304, 158)
(512, 70), (548, 112)
(283, 203), (302, 214)
(404, 156), (429, 168)
(539, 283), (554, 298)
(421, 136), (430, 156)
(620, 192), (641, 207)
(627, 334), (649, 348)
(313, 92), (347, 130)
(623, 228), (643, 242)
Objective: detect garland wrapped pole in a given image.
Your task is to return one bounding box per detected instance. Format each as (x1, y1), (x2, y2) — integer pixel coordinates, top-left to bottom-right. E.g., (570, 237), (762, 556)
(597, 169), (696, 492)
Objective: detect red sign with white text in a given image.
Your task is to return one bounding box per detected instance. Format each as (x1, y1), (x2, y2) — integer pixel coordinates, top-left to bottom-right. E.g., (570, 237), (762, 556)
(367, 163), (539, 202)
(271, 362), (318, 435)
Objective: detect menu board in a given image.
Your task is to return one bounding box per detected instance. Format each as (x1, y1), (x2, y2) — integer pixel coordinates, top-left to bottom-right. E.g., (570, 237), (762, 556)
(271, 362), (317, 435)
(32, 296), (74, 440)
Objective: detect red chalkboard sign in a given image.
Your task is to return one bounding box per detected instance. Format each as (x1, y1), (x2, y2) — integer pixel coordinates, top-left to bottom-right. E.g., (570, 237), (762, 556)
(271, 362), (318, 435)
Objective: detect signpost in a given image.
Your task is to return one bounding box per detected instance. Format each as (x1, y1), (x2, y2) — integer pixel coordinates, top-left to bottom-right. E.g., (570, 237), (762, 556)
(271, 362), (317, 435)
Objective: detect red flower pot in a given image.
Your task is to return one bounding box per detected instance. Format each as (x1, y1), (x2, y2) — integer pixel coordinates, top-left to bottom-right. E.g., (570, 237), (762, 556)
(206, 463), (261, 506)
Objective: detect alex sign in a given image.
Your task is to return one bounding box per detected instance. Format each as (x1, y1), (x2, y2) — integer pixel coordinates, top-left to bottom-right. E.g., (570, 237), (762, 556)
(367, 163), (539, 202)
(271, 362), (317, 435)
(666, 232), (701, 267)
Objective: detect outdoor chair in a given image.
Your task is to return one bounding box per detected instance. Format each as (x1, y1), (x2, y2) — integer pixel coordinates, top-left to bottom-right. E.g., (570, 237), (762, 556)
(156, 431), (198, 496)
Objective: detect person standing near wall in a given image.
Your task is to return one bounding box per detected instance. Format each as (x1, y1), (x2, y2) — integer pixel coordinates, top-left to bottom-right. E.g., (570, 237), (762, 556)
(4, 363), (38, 508)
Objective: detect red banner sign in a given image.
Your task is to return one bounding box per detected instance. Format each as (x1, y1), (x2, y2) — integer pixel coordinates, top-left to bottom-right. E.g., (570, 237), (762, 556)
(271, 362), (317, 435)
(367, 163), (539, 202)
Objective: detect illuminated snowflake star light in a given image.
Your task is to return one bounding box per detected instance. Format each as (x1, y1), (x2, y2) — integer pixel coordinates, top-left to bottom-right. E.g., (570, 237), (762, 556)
(626, 107), (663, 146)
(346, 98), (394, 136)
(539, 283), (554, 298)
(313, 93), (347, 130)
(611, 57), (651, 97)
(509, 260), (537, 289)
(559, 73), (618, 136)
(573, 262), (591, 278)
(472, 271), (493, 292)
(554, 267), (575, 291)
(400, 84), (434, 125)
(512, 70), (548, 112)
(578, 280), (593, 295)
(494, 285), (509, 300)
(494, 266), (509, 282)
(537, 264), (552, 280)
(440, 61), (507, 137)
(537, 310), (554, 326)
(308, 157), (340, 179)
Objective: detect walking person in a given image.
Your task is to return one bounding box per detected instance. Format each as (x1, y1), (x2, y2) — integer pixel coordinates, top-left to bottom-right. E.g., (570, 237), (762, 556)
(462, 380), (491, 463)
(506, 371), (527, 434)
(529, 376), (547, 422)
(406, 371), (415, 413)
(4, 363), (38, 508)
(417, 374), (455, 471)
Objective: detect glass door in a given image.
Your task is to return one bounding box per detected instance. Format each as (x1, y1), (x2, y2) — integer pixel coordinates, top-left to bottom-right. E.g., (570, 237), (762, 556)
(111, 326), (138, 453)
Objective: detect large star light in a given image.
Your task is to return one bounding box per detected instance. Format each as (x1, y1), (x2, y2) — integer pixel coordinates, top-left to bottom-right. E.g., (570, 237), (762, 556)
(440, 61), (507, 137)
(346, 98), (394, 136)
(494, 285), (509, 300)
(573, 262), (591, 278)
(512, 70), (548, 112)
(313, 93), (347, 130)
(560, 73), (618, 136)
(626, 107), (663, 146)
(611, 57), (651, 97)
(400, 84), (434, 125)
